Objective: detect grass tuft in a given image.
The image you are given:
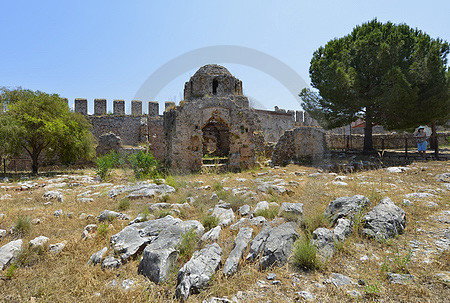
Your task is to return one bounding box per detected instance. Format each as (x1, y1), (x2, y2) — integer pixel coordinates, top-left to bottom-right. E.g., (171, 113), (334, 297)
(13, 215), (31, 237)
(291, 237), (320, 271)
(201, 214), (219, 232)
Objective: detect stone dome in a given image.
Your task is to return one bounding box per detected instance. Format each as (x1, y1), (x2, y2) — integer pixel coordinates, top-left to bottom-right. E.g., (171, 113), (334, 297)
(184, 64), (243, 100)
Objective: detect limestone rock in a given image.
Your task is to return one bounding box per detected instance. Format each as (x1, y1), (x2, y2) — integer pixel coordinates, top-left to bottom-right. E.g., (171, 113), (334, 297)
(54, 209), (63, 217)
(175, 243), (222, 300)
(295, 291), (314, 301)
(238, 204), (251, 216)
(201, 226), (221, 242)
(386, 272), (414, 285)
(312, 228), (334, 258)
(325, 273), (355, 287)
(102, 256), (121, 269)
(43, 190), (64, 202)
(98, 210), (131, 222)
(0, 239), (22, 270)
(253, 201), (269, 214)
(333, 218), (352, 242)
(49, 241), (66, 254)
(0, 229), (6, 239)
(259, 222), (299, 270)
(278, 202), (303, 219)
(435, 173), (450, 182)
(88, 247), (108, 265)
(324, 195), (370, 225)
(386, 167), (409, 173)
(81, 224), (98, 240)
(29, 236), (49, 249)
(212, 206), (235, 226)
(223, 227), (253, 276)
(126, 184), (175, 199)
(202, 297), (234, 303)
(362, 198), (406, 241)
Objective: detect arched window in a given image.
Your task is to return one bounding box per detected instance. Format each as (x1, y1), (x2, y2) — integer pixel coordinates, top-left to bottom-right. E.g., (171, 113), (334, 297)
(212, 79), (219, 95)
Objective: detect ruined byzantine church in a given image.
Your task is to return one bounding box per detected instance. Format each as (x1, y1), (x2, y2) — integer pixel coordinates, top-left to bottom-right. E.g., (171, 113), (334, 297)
(74, 64), (320, 172)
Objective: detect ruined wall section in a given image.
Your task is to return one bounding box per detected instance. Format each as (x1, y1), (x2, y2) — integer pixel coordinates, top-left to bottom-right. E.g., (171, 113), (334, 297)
(87, 116), (144, 146)
(165, 97), (260, 172)
(254, 109), (295, 143)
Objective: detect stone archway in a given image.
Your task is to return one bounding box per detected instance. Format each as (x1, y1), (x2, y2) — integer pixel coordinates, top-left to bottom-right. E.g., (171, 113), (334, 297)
(202, 120), (230, 157)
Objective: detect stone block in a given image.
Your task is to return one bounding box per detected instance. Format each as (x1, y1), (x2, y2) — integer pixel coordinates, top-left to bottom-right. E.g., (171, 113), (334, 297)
(148, 101), (159, 116)
(165, 102), (175, 111)
(74, 98), (87, 115)
(94, 99), (107, 115)
(131, 100), (142, 116)
(113, 100), (125, 115)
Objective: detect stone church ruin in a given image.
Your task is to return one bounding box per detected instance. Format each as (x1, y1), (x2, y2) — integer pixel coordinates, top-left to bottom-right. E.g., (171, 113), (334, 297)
(72, 64), (322, 172)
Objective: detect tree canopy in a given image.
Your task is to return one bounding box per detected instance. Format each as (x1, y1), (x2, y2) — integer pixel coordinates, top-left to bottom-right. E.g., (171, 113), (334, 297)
(300, 19), (449, 151)
(0, 88), (96, 173)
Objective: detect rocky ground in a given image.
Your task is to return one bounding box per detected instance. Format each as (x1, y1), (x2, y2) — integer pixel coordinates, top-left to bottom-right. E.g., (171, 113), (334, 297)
(0, 161), (448, 302)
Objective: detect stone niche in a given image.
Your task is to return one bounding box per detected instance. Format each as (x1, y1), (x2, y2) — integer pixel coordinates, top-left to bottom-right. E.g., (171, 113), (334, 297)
(271, 127), (327, 166)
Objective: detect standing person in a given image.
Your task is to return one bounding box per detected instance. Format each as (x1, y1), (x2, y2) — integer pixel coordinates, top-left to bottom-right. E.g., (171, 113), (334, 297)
(414, 127), (427, 157)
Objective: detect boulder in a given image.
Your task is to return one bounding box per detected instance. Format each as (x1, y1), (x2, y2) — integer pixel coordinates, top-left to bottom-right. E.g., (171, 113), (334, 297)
(29, 236), (49, 249)
(102, 256), (121, 269)
(246, 225), (272, 261)
(212, 206), (235, 227)
(253, 201), (269, 214)
(98, 210), (131, 222)
(259, 222), (300, 270)
(0, 239), (23, 270)
(333, 218), (352, 242)
(88, 247), (108, 265)
(238, 205), (251, 216)
(126, 184), (175, 199)
(324, 195), (370, 225)
(362, 198), (406, 241)
(201, 226), (222, 242)
(311, 228), (334, 258)
(223, 227), (253, 276)
(49, 241), (66, 254)
(138, 220), (204, 283)
(175, 243), (222, 300)
(43, 190), (64, 202)
(278, 202), (303, 220)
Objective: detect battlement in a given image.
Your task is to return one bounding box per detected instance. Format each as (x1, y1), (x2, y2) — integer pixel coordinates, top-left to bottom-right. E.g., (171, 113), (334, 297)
(72, 99), (178, 117)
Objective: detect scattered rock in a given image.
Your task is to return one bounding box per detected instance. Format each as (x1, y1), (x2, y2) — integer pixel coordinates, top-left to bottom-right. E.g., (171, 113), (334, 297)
(386, 167), (409, 173)
(402, 199), (413, 206)
(98, 210), (131, 222)
(121, 279), (135, 290)
(278, 202), (303, 220)
(324, 195), (370, 225)
(238, 205), (251, 216)
(81, 224), (98, 240)
(49, 241), (66, 254)
(28, 236), (49, 249)
(0, 229), (6, 239)
(295, 290), (314, 301)
(31, 218), (41, 225)
(266, 273), (276, 280)
(386, 272), (414, 285)
(333, 218), (352, 242)
(79, 198), (94, 203)
(435, 173), (450, 182)
(404, 192), (437, 199)
(54, 209), (63, 217)
(312, 228), (334, 258)
(43, 190), (64, 202)
(0, 239), (22, 270)
(212, 206), (235, 226)
(223, 227), (253, 276)
(347, 290), (362, 298)
(175, 243), (222, 300)
(325, 273), (355, 287)
(362, 198), (406, 241)
(88, 247), (108, 265)
(201, 226), (222, 242)
(202, 297), (234, 303)
(332, 181), (348, 186)
(101, 256), (121, 269)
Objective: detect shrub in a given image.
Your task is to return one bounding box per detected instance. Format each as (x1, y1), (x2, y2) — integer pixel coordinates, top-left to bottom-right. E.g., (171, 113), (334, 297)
(380, 247), (412, 274)
(117, 198), (130, 211)
(128, 150), (158, 179)
(255, 206), (279, 220)
(292, 237), (320, 271)
(201, 214), (219, 232)
(95, 151), (123, 180)
(177, 228), (199, 263)
(16, 245), (45, 267)
(165, 175), (178, 189)
(5, 264), (17, 279)
(364, 283), (381, 298)
(13, 216), (31, 236)
(155, 210), (173, 219)
(212, 181), (223, 191)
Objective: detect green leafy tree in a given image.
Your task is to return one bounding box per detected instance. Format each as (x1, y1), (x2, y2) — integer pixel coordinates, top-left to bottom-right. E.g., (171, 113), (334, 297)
(300, 19), (449, 151)
(0, 88), (96, 173)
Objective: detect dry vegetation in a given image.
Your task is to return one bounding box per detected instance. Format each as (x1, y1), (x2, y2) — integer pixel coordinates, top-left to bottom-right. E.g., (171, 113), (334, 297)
(0, 160), (449, 302)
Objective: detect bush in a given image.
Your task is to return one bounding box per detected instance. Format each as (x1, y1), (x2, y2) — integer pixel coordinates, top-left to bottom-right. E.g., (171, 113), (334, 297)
(177, 228), (199, 263)
(117, 198), (130, 211)
(128, 150), (158, 179)
(95, 151), (123, 180)
(5, 263), (17, 279)
(292, 237), (320, 271)
(97, 223), (109, 238)
(254, 206), (279, 220)
(201, 214), (219, 232)
(13, 216), (31, 236)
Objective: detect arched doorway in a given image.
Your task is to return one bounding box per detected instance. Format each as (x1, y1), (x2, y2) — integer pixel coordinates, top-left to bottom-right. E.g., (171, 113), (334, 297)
(202, 120), (230, 157)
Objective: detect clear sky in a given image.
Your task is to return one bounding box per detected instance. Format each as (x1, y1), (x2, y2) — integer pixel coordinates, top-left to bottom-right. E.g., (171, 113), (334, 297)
(1, 0), (449, 114)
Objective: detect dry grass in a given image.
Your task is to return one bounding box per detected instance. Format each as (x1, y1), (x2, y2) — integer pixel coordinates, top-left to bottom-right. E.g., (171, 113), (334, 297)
(0, 161), (449, 302)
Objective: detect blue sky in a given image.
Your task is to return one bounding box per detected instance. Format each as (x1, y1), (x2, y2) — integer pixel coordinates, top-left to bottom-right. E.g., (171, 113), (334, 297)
(1, 0), (449, 114)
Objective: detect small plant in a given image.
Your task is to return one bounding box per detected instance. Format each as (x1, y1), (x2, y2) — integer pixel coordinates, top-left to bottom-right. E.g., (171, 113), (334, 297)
(117, 198), (131, 211)
(177, 228), (199, 263)
(97, 223), (109, 238)
(352, 211), (366, 235)
(216, 189), (229, 200)
(15, 246), (45, 267)
(201, 214), (219, 232)
(5, 263), (17, 279)
(95, 151), (123, 180)
(212, 181), (223, 191)
(159, 194), (170, 202)
(255, 206), (279, 220)
(165, 175), (178, 189)
(380, 247), (412, 274)
(364, 283), (381, 298)
(155, 209), (173, 219)
(292, 237), (320, 270)
(13, 215), (31, 236)
(128, 150), (158, 179)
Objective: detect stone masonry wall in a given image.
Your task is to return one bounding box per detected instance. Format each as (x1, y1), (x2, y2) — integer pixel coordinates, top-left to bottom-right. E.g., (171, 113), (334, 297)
(254, 109), (295, 143)
(87, 116), (144, 146)
(272, 127), (327, 166)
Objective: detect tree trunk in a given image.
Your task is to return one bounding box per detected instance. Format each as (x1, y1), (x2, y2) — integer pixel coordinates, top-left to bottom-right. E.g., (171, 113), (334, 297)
(363, 115), (374, 153)
(31, 152), (39, 175)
